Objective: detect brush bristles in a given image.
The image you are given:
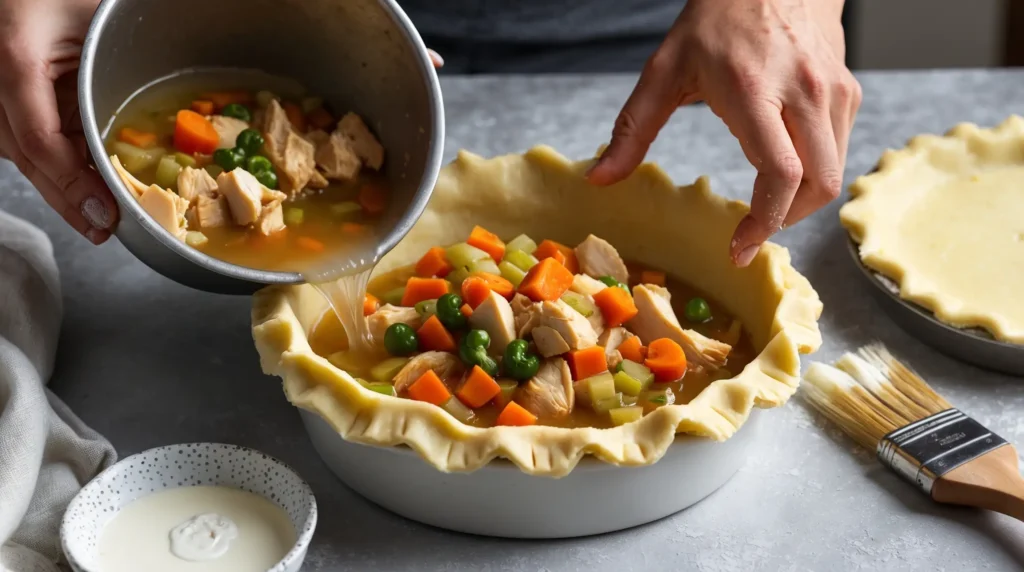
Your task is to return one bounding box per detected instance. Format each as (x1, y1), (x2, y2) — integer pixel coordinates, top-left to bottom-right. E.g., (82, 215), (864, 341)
(800, 343), (953, 450)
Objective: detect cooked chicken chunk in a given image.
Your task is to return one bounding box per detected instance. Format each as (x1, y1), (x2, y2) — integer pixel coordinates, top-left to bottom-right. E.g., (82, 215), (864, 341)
(575, 234), (629, 283)
(308, 169), (329, 189)
(532, 326), (571, 357)
(519, 299), (598, 351)
(176, 167), (218, 204)
(262, 99), (291, 159)
(210, 115), (249, 149)
(315, 130), (361, 180)
(366, 304), (423, 346)
(570, 274), (607, 297)
(138, 185), (188, 239)
(597, 327), (635, 370)
(516, 358), (574, 418)
(392, 351), (463, 393)
(260, 186), (287, 204)
(110, 155), (148, 198)
(337, 112), (384, 170)
(628, 284), (731, 371)
(255, 199), (285, 235)
(216, 169), (270, 225)
(468, 290), (516, 356)
(195, 194), (231, 228)
(305, 129), (330, 148)
(262, 100), (317, 194)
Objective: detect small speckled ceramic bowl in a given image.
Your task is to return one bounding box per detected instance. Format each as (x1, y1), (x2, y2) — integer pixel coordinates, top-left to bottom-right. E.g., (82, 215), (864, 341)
(60, 443), (317, 572)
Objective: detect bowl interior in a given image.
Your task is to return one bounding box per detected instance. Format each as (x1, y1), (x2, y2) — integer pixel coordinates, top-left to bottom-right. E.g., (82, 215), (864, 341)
(61, 443), (316, 571)
(81, 0), (443, 285)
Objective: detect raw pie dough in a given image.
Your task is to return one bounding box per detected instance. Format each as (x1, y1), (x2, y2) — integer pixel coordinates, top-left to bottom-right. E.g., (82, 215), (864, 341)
(252, 146), (823, 477)
(841, 116), (1024, 344)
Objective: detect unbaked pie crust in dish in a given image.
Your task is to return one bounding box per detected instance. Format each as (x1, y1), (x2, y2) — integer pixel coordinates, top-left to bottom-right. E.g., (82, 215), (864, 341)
(841, 116), (1024, 344)
(252, 146), (823, 477)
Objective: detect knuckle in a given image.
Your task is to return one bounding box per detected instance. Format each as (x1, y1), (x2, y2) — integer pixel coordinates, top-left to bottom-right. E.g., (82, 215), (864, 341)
(642, 48), (676, 79)
(18, 127), (54, 160)
(770, 154), (804, 187)
(849, 77), (864, 108)
(798, 63), (827, 105)
(814, 169), (844, 200)
(730, 64), (765, 98)
(611, 110), (642, 141)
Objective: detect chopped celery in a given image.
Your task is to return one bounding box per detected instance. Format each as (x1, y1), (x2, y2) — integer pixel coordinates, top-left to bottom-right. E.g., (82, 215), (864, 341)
(446, 267), (471, 288)
(724, 319), (743, 346)
(370, 357), (410, 381)
(442, 397), (475, 423)
(498, 261), (527, 287)
(255, 90), (279, 107)
(330, 201), (362, 218)
(361, 382), (397, 397)
(641, 388), (675, 408)
(609, 406), (644, 426)
(284, 207), (304, 226)
(495, 379), (518, 407)
(561, 291), (596, 317)
(380, 287), (405, 306)
(414, 299), (438, 319)
(467, 257), (501, 275)
(184, 231), (208, 248)
(112, 142), (165, 174)
(328, 351), (370, 375)
(445, 242), (491, 269)
(593, 392), (625, 414)
(614, 369), (652, 397)
(506, 234), (538, 254)
(301, 96), (324, 113)
(622, 393), (639, 406)
(585, 372), (616, 406)
(154, 155), (182, 189)
(503, 249), (539, 272)
(173, 152), (197, 168)
(204, 164), (224, 178)
(620, 360), (654, 385)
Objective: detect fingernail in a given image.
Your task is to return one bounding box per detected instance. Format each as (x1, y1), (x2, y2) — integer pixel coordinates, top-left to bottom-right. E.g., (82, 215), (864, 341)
(735, 245), (759, 267)
(85, 227), (106, 245)
(427, 49), (444, 67)
(81, 197), (111, 229)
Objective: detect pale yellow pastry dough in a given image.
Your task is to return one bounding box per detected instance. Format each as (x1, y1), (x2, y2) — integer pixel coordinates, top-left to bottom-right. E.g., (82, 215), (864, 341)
(252, 146), (823, 477)
(841, 116), (1024, 344)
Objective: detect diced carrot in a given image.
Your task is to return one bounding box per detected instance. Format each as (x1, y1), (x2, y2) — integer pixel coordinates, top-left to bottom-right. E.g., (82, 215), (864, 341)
(593, 286), (638, 327)
(415, 246), (453, 278)
(417, 315), (457, 352)
(460, 276), (492, 309)
(496, 400), (537, 426)
(358, 181), (389, 215)
(456, 365), (502, 408)
(460, 304), (473, 318)
(407, 370), (451, 406)
(283, 101), (307, 132)
(307, 107), (334, 131)
(190, 100), (215, 116)
(295, 236), (326, 252)
(467, 225), (506, 262)
(617, 336), (647, 363)
(469, 271), (514, 299)
(173, 110), (220, 155)
(341, 222), (368, 235)
(363, 293), (380, 316)
(534, 240), (579, 274)
(645, 338), (688, 382)
(402, 277), (449, 306)
(117, 127), (158, 148)
(567, 346), (608, 381)
(517, 257), (574, 302)
(639, 270), (666, 286)
(202, 91), (252, 111)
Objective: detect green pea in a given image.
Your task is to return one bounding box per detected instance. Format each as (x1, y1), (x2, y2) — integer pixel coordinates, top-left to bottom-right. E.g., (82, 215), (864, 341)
(246, 155), (273, 175)
(221, 103), (252, 122)
(599, 275), (630, 294)
(435, 293), (467, 331)
(503, 339), (539, 381)
(236, 128), (265, 156)
(212, 147), (245, 171)
(684, 297), (712, 323)
(383, 323), (419, 356)
(255, 170), (279, 189)
(458, 329), (498, 377)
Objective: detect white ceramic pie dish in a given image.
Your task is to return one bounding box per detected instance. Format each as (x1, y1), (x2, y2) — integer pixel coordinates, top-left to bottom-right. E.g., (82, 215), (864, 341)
(301, 407), (762, 538)
(61, 443), (317, 572)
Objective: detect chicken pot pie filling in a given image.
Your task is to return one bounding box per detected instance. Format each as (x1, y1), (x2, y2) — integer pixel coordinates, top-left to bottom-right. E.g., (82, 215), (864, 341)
(253, 146), (823, 476)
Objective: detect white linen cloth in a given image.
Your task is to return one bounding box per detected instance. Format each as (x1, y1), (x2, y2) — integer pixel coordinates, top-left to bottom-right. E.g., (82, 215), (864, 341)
(0, 210), (116, 572)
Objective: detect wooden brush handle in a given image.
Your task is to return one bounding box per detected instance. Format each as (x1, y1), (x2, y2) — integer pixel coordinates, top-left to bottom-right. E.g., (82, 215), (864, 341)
(931, 444), (1024, 522)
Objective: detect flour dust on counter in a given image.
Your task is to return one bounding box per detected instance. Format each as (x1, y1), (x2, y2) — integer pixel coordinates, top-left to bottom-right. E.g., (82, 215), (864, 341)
(97, 485), (296, 572)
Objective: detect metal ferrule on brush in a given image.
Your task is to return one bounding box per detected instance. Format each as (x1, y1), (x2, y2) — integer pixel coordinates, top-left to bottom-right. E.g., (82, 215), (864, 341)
(877, 408), (1009, 495)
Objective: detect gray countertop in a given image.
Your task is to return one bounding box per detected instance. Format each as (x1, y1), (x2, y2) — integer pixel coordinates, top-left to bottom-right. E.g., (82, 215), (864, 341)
(2, 69), (1024, 571)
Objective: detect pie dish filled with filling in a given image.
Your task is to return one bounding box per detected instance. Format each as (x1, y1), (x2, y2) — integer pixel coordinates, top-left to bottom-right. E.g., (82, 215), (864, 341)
(253, 146), (824, 477)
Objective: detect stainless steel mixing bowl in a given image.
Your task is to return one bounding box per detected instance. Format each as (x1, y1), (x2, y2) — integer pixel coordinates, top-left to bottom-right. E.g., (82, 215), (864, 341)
(79, 0), (444, 294)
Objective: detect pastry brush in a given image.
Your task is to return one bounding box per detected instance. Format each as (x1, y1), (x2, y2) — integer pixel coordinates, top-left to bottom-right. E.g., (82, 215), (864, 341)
(800, 343), (1024, 522)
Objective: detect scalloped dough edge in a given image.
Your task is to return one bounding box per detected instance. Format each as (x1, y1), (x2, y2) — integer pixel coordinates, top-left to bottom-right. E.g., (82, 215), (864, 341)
(840, 115), (1024, 343)
(252, 145), (823, 478)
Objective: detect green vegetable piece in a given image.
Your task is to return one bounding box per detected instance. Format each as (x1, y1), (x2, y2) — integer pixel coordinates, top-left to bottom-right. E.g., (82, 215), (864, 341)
(445, 242), (491, 269)
(609, 406), (644, 426)
(442, 396), (475, 423)
(284, 207), (304, 226)
(593, 392), (625, 414)
(641, 388), (675, 408)
(685, 297), (712, 323)
(561, 290), (596, 317)
(221, 103), (252, 121)
(495, 379), (519, 406)
(503, 339), (540, 381)
(498, 261), (527, 287)
(111, 142), (165, 174)
(236, 129), (266, 157)
(598, 275), (630, 294)
(445, 267), (471, 289)
(414, 299), (438, 319)
(458, 329), (498, 377)
(620, 360), (654, 386)
(370, 357), (409, 381)
(506, 234), (538, 254)
(213, 147), (245, 171)
(173, 152), (197, 168)
(613, 370), (650, 397)
(435, 293), (467, 331)
(255, 90), (278, 108)
(154, 155), (182, 189)
(380, 287), (405, 306)
(330, 201), (362, 218)
(585, 372), (616, 406)
(255, 169), (278, 189)
(468, 257), (501, 276)
(184, 231), (208, 248)
(361, 382), (397, 397)
(503, 249), (539, 272)
(383, 323), (418, 356)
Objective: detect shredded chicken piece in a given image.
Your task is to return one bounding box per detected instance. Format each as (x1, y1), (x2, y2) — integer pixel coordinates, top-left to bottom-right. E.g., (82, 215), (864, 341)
(628, 284), (731, 371)
(138, 185), (188, 239)
(518, 299), (598, 351)
(575, 234), (628, 283)
(392, 351), (463, 393)
(336, 112), (384, 170)
(195, 194), (231, 228)
(177, 167), (218, 204)
(366, 305), (423, 346)
(516, 358), (574, 418)
(209, 115), (249, 150)
(109, 155), (148, 198)
(468, 290), (516, 356)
